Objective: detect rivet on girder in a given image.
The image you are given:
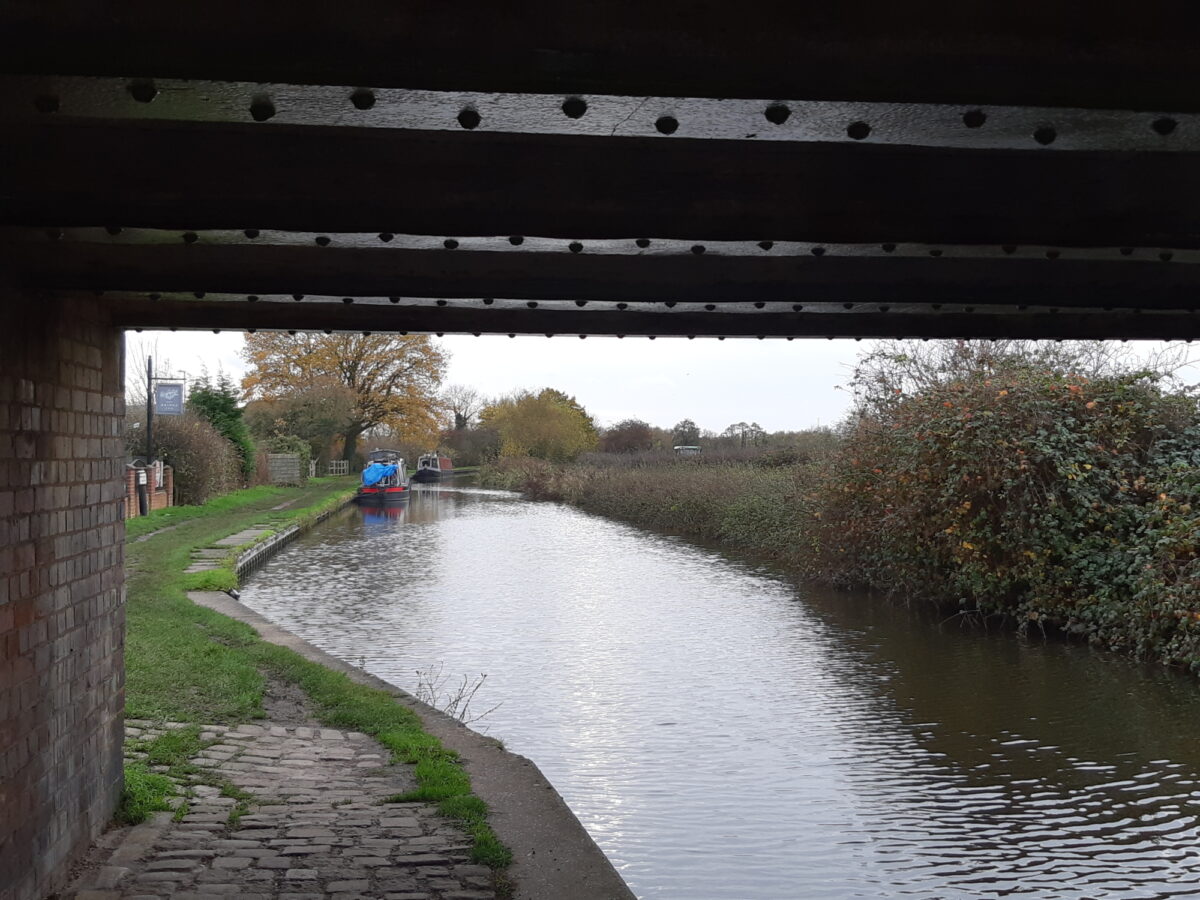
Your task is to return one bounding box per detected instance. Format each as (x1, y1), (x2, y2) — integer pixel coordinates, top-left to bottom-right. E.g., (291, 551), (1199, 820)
(128, 80), (157, 103)
(1153, 117), (1177, 136)
(350, 88), (376, 110)
(758, 241), (774, 251)
(457, 108), (481, 130)
(764, 104), (790, 125)
(636, 239), (651, 249)
(655, 115), (679, 135)
(691, 245), (706, 255)
(378, 232), (394, 242)
(1033, 126), (1057, 145)
(250, 96), (276, 122)
(444, 239), (459, 249)
(846, 121), (871, 140)
(315, 236), (331, 246)
(509, 236), (524, 245)
(562, 97), (588, 119)
(962, 109), (986, 128)
(436, 299), (448, 306)
(244, 229), (260, 239)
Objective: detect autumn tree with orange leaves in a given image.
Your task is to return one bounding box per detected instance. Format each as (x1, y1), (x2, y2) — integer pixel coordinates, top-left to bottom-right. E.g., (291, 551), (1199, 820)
(241, 333), (447, 463)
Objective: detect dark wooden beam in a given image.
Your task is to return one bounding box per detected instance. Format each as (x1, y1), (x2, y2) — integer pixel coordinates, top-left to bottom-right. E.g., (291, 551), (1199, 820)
(2, 1), (1198, 111)
(8, 241), (1200, 310)
(4, 120), (1200, 247)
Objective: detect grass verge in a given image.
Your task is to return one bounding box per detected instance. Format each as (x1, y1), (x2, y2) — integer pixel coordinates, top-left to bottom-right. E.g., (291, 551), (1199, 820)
(123, 477), (511, 867)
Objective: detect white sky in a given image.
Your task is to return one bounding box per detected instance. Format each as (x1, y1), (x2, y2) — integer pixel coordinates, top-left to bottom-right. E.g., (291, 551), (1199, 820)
(124, 331), (1197, 435)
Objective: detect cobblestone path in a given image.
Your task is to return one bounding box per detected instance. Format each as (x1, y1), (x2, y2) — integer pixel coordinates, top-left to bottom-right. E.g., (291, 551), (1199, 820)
(69, 720), (497, 900)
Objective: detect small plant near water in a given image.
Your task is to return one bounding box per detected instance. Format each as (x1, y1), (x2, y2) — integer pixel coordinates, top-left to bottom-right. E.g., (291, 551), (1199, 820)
(414, 662), (503, 727)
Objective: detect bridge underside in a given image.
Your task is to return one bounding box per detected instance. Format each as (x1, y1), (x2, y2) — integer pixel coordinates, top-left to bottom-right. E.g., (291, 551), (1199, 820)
(3, 1), (1200, 340)
(4, 5), (1200, 899)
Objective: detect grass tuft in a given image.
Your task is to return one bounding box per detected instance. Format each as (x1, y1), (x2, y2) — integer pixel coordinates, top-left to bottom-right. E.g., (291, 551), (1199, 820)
(116, 765), (175, 825)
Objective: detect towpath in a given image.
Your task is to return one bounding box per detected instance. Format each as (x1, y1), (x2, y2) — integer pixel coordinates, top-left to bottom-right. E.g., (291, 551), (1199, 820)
(69, 717), (496, 900)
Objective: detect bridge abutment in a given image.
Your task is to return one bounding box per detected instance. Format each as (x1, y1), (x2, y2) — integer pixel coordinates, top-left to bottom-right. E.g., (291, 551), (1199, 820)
(1, 297), (126, 900)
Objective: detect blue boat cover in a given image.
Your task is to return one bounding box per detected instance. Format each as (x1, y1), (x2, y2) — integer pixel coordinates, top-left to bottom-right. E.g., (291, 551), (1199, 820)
(361, 463), (398, 486)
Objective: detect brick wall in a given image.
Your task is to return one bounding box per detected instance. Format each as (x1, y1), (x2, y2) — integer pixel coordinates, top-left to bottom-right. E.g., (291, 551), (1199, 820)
(0, 296), (126, 900)
(123, 464), (174, 519)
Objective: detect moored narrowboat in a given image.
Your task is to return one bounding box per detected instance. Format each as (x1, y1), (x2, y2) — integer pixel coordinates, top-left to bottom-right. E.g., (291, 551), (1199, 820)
(355, 449), (411, 504)
(412, 453), (454, 483)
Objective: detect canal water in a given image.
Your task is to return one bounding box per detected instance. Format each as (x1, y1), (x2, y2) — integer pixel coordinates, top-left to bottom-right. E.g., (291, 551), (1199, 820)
(239, 487), (1200, 899)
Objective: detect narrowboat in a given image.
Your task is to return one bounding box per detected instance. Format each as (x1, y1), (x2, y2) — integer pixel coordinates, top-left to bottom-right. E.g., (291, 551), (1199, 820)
(412, 453), (454, 483)
(355, 449), (411, 504)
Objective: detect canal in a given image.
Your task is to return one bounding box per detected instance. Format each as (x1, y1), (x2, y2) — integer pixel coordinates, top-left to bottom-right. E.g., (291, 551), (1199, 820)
(239, 486), (1200, 899)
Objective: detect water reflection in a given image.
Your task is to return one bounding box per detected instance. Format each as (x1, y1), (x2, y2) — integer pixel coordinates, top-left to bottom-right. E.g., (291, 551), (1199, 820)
(240, 487), (1200, 899)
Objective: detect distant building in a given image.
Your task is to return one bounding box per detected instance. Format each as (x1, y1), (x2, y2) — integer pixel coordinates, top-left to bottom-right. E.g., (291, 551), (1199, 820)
(673, 445), (702, 456)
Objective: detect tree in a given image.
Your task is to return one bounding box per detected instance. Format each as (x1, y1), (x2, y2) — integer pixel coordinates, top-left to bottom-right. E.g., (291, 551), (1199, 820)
(480, 388), (599, 462)
(241, 333), (447, 463)
(671, 418), (700, 446)
(244, 381), (357, 463)
(601, 419), (654, 453)
(721, 421), (767, 448)
(188, 372), (256, 476)
(442, 384), (486, 431)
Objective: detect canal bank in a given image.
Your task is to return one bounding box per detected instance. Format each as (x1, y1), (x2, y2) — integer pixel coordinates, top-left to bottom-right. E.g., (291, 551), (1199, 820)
(82, 481), (633, 900)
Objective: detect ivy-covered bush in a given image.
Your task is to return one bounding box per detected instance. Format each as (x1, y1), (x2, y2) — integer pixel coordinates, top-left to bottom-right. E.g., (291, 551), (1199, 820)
(818, 350), (1200, 668)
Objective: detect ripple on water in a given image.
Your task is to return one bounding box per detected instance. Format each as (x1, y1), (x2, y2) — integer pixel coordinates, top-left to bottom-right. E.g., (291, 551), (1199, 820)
(240, 488), (1200, 900)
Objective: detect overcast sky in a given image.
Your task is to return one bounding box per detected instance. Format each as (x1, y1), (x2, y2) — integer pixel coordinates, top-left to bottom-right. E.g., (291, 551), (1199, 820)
(125, 331), (1197, 435)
